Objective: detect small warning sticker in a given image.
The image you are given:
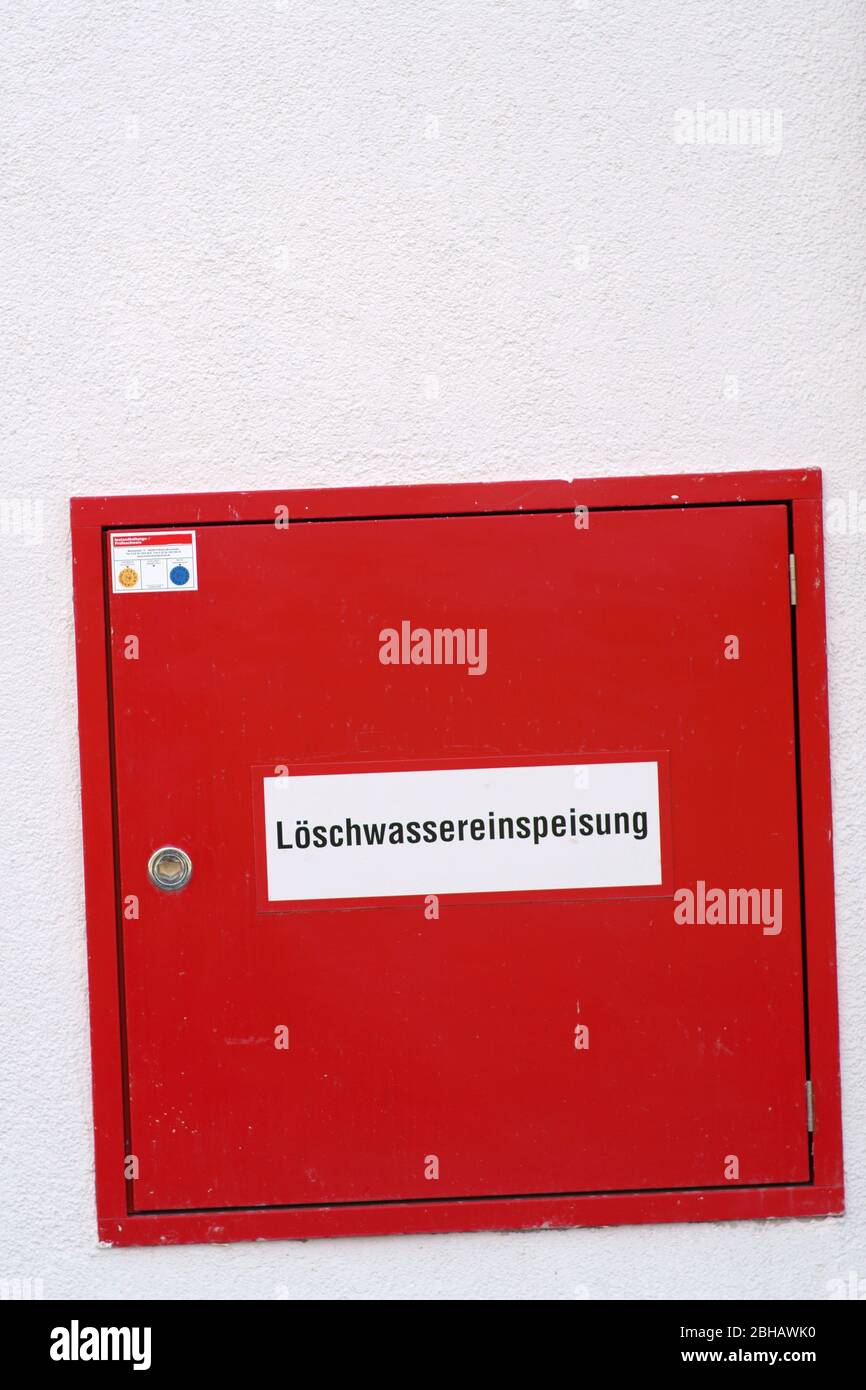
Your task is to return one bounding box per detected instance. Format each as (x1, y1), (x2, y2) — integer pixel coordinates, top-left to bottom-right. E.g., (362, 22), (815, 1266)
(109, 531), (198, 594)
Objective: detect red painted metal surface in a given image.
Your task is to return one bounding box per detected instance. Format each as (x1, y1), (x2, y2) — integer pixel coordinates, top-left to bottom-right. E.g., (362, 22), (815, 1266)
(70, 470), (843, 1245)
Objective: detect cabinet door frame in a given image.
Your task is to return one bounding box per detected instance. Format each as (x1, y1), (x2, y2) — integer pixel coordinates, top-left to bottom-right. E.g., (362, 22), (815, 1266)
(71, 469), (842, 1247)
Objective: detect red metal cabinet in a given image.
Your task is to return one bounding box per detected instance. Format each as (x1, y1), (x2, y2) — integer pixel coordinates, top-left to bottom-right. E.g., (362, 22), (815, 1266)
(71, 471), (843, 1245)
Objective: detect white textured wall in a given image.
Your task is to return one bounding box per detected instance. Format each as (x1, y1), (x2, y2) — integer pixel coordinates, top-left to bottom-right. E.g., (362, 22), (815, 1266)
(1, 1), (864, 1300)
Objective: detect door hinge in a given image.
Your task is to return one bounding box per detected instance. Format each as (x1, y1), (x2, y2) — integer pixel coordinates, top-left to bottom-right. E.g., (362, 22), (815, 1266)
(789, 554), (798, 606)
(805, 1079), (814, 1132)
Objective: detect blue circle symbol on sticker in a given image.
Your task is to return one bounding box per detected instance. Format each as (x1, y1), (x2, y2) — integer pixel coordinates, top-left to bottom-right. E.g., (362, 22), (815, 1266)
(169, 564), (190, 586)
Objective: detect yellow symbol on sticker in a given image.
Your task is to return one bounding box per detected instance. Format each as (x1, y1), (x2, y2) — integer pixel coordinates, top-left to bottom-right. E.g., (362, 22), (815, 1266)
(118, 567), (139, 588)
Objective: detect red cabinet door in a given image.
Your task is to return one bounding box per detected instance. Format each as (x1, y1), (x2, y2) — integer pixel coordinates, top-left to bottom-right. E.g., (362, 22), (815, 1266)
(108, 503), (808, 1211)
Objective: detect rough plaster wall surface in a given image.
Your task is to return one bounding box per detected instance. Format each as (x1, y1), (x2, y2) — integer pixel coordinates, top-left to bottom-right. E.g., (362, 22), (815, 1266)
(0, 0), (864, 1300)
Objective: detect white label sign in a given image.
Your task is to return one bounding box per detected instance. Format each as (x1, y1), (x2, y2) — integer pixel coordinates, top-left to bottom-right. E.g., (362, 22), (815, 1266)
(261, 760), (663, 903)
(110, 531), (198, 594)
